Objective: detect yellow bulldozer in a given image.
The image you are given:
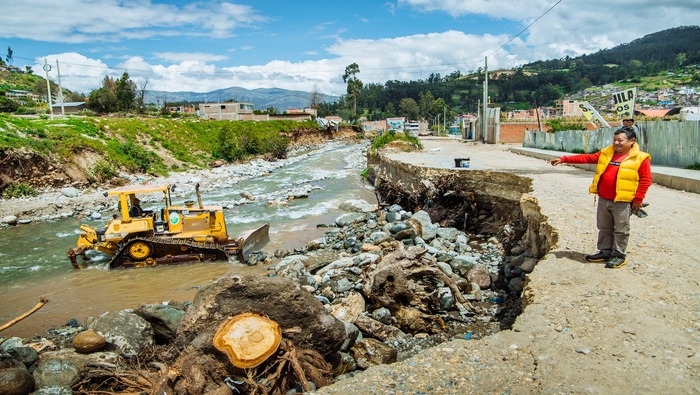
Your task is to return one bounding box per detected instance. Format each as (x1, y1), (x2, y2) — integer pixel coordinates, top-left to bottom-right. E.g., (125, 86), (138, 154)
(67, 183), (269, 269)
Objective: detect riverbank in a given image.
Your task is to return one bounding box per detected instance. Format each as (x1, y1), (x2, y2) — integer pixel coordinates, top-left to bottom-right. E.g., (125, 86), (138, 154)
(0, 140), (356, 225)
(318, 137), (700, 394)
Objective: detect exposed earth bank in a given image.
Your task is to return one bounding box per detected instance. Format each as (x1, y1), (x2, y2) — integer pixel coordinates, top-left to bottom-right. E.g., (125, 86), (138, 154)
(318, 138), (700, 394)
(0, 126), (360, 223)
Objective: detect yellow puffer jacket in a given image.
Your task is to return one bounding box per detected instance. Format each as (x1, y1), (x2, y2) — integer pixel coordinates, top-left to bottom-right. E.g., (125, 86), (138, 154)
(589, 144), (651, 202)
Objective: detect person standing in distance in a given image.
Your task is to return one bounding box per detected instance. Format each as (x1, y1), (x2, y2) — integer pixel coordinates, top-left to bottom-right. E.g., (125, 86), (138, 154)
(622, 118), (638, 133)
(549, 127), (652, 268)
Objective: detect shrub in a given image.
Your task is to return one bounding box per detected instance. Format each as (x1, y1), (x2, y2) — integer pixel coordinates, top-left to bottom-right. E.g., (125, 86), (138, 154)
(90, 160), (118, 181)
(2, 183), (38, 198)
(370, 130), (423, 153)
(546, 119), (586, 132)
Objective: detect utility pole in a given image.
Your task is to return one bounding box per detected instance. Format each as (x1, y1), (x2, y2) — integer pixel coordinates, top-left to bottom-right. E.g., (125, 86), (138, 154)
(443, 106), (446, 134)
(56, 60), (65, 117)
(482, 56), (488, 143)
(43, 59), (53, 119)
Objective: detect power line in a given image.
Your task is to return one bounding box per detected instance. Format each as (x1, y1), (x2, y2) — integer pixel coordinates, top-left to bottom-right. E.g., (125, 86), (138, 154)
(12, 1), (563, 81)
(488, 0), (564, 58)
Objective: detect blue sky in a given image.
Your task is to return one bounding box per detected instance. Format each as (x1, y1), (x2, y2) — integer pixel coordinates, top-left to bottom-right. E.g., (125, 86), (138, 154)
(1, 0), (698, 96)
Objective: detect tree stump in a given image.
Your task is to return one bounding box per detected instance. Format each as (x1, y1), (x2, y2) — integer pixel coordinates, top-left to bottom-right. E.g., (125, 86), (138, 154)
(213, 313), (282, 369)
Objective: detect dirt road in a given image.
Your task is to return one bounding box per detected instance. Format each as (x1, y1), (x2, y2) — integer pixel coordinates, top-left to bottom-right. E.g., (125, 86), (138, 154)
(319, 137), (700, 394)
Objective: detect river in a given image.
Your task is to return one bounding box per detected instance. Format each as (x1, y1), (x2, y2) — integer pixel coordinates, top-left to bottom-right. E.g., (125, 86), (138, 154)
(0, 141), (376, 339)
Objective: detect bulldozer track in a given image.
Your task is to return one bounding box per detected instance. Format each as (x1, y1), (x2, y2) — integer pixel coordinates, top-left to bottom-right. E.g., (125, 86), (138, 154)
(109, 236), (233, 269)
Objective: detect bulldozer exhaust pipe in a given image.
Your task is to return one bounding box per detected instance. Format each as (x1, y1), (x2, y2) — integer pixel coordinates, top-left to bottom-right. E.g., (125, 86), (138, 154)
(195, 183), (204, 209)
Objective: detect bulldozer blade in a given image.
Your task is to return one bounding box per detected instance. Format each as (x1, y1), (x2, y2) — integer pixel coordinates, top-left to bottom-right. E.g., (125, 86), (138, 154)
(236, 223), (270, 261)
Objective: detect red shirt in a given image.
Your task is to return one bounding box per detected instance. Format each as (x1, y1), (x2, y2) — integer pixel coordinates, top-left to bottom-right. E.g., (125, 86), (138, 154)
(561, 151), (652, 203)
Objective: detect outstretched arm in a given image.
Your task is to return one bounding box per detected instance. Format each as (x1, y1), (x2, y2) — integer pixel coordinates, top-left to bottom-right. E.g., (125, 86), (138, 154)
(549, 158), (562, 166)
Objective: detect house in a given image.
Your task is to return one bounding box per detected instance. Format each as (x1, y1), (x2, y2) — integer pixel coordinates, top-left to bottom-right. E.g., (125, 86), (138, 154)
(51, 101), (87, 114)
(554, 99), (585, 117)
(286, 107), (317, 117)
(198, 102), (266, 121)
(167, 105), (197, 114)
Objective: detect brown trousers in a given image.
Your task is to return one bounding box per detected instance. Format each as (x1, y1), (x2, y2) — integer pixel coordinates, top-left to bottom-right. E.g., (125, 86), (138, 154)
(596, 197), (632, 257)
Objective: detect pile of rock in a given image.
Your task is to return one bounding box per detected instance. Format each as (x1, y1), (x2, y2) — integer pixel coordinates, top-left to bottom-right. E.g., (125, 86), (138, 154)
(0, 200), (537, 394)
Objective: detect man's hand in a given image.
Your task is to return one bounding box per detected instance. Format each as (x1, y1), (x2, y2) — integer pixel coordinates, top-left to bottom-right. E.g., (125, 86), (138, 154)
(632, 201), (643, 210)
(549, 158), (562, 166)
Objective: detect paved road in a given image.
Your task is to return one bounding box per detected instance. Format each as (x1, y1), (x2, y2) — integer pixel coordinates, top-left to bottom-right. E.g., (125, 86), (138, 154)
(319, 137), (700, 394)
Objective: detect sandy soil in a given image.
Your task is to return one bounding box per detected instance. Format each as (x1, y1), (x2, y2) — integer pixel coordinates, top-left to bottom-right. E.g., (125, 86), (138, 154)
(318, 137), (700, 394)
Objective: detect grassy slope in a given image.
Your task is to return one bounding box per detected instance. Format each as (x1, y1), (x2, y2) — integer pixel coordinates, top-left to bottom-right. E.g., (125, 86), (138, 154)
(0, 114), (318, 176)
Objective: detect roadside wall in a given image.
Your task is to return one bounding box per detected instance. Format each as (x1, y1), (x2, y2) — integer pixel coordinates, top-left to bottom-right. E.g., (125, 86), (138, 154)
(523, 120), (700, 167)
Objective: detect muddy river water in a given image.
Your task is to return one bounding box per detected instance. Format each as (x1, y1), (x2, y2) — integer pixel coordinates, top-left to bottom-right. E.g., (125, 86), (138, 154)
(0, 141), (376, 338)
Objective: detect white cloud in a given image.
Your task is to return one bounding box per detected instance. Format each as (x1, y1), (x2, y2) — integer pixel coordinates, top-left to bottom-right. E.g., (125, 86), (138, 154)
(33, 53), (110, 94)
(20, 1), (700, 98)
(399, 0), (700, 60)
(155, 52), (228, 62)
(0, 0), (266, 43)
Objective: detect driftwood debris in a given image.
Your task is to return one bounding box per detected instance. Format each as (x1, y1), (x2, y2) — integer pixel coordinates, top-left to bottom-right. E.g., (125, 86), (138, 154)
(363, 249), (473, 333)
(0, 297), (48, 332)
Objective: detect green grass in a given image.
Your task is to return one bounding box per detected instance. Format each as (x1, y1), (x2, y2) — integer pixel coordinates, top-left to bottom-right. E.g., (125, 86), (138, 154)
(370, 130), (423, 154)
(0, 114), (319, 176)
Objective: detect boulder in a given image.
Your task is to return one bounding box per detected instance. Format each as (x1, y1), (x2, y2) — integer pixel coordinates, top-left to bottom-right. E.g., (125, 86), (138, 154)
(272, 255), (316, 288)
(72, 329), (106, 353)
(4, 346), (39, 369)
(133, 304), (186, 343)
(90, 310), (154, 357)
(466, 264), (493, 289)
(335, 213), (366, 227)
(410, 210), (438, 241)
(59, 187), (79, 198)
(0, 366), (34, 395)
(2, 215), (18, 225)
(350, 338), (397, 369)
(338, 200), (377, 213)
(33, 359), (80, 389)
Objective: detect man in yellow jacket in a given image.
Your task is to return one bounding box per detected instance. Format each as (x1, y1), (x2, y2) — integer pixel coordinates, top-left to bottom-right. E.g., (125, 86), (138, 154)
(550, 127), (652, 268)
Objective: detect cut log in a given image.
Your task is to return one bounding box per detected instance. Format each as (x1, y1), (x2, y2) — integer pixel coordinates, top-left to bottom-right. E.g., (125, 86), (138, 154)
(213, 312), (282, 369)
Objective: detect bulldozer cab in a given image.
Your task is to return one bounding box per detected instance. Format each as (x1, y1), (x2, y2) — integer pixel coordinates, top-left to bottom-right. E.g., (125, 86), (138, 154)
(107, 183), (230, 243)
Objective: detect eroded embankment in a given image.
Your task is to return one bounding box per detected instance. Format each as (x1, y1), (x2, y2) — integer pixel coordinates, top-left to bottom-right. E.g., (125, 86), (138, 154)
(368, 152), (558, 325)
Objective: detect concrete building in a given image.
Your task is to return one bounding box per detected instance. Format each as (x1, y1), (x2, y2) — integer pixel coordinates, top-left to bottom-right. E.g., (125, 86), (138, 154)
(555, 99), (585, 117)
(198, 102), (267, 121)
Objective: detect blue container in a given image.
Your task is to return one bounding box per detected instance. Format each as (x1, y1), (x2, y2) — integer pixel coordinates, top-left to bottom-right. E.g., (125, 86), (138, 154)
(454, 158), (470, 168)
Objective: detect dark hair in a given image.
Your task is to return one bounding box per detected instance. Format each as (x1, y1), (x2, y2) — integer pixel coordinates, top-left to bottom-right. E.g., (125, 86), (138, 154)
(614, 126), (636, 141)
(623, 118), (634, 122)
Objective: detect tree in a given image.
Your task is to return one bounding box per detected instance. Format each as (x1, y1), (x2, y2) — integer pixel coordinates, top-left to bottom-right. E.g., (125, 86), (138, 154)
(115, 72), (136, 113)
(342, 63), (362, 116)
(6, 46), (13, 65)
(675, 52), (687, 68)
(399, 98), (419, 120)
(384, 102), (395, 117)
(308, 84), (322, 109)
(418, 91), (435, 120)
(136, 79), (149, 114)
(87, 88), (117, 113)
(87, 75), (118, 113)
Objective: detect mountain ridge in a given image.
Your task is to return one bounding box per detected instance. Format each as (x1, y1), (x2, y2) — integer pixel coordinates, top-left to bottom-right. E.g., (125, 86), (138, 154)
(144, 86), (338, 112)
